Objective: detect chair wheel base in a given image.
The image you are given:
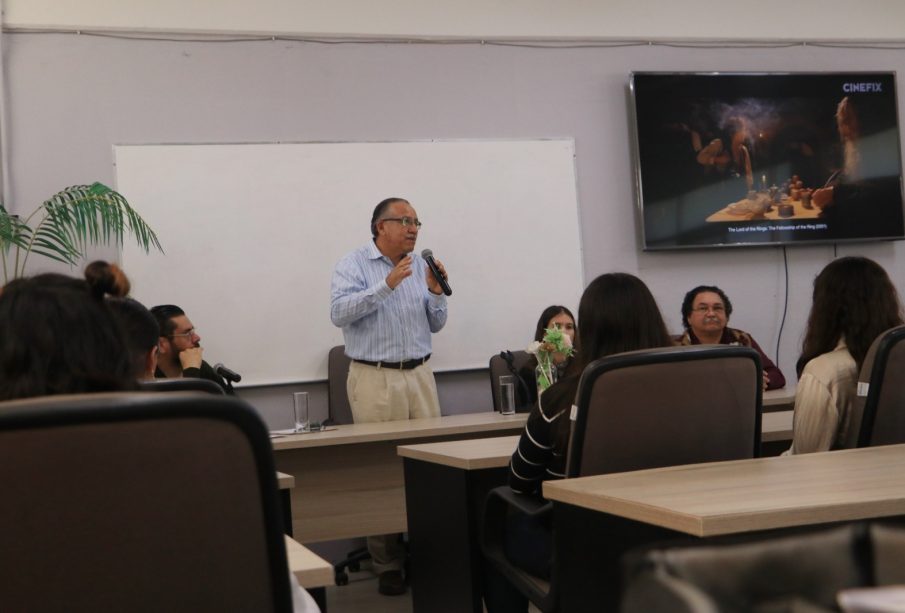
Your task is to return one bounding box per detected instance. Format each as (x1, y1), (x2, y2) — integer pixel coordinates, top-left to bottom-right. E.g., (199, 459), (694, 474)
(335, 571), (349, 586)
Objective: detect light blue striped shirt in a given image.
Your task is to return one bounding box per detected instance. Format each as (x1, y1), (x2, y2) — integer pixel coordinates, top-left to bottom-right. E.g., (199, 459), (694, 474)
(330, 241), (448, 362)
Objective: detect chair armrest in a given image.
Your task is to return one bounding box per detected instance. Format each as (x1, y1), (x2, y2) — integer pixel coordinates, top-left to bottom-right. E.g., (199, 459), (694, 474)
(481, 485), (556, 611)
(490, 485), (552, 518)
(481, 485), (551, 560)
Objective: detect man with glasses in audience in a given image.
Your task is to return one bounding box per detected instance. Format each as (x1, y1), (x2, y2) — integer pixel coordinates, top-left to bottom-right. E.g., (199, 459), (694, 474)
(678, 285), (785, 390)
(150, 304), (232, 394)
(330, 197), (450, 596)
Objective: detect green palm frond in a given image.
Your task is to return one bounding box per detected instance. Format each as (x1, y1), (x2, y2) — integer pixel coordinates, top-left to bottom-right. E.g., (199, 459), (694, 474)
(0, 182), (163, 282)
(0, 204), (30, 252)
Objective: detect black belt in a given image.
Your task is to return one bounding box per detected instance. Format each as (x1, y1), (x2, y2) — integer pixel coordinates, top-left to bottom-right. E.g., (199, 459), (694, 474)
(353, 355), (431, 370)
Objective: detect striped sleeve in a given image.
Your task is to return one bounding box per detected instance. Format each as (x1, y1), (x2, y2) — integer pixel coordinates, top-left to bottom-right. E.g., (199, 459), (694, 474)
(508, 392), (569, 495)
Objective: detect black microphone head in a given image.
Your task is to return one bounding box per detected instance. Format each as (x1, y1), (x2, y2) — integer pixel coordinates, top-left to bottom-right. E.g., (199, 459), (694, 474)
(213, 363), (241, 383)
(421, 248), (433, 259)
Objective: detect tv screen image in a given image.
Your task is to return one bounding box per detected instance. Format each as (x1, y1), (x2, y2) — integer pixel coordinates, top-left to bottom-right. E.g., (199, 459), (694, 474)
(630, 72), (905, 250)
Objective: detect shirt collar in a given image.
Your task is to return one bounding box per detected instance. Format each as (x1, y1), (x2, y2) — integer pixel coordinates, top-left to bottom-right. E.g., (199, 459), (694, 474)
(366, 239), (386, 261)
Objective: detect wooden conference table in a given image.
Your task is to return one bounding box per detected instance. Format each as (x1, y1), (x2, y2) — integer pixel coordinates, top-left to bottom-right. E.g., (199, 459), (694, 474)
(277, 473), (333, 610)
(761, 386), (796, 412)
(285, 535), (334, 589)
(270, 387), (794, 544)
(706, 195), (822, 222)
(543, 443), (905, 612)
(270, 411), (528, 542)
(396, 410), (794, 613)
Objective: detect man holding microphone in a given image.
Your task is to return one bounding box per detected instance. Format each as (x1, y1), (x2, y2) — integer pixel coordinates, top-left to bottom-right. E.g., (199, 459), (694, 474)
(330, 196), (449, 595)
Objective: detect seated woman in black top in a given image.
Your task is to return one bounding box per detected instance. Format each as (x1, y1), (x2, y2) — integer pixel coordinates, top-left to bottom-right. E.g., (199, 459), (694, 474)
(516, 305), (577, 408)
(485, 273), (674, 613)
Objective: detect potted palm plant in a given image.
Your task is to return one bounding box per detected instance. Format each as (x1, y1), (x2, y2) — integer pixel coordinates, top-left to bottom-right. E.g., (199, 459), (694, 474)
(0, 182), (161, 283)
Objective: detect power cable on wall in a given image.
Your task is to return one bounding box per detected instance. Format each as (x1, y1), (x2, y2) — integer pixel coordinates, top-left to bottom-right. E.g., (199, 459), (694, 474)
(4, 29), (905, 50)
(775, 246), (790, 368)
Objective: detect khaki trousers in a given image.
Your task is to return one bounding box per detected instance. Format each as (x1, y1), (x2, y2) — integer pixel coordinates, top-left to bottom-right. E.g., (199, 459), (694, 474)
(347, 361), (440, 573)
(347, 361), (440, 423)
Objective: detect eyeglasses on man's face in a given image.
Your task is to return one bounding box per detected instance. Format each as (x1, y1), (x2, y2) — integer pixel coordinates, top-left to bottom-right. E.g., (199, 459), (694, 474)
(169, 327), (197, 339)
(693, 305), (725, 314)
(381, 216), (422, 228)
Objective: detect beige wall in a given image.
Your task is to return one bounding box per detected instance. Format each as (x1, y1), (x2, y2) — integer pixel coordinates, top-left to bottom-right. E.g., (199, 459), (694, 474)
(6, 0), (905, 41)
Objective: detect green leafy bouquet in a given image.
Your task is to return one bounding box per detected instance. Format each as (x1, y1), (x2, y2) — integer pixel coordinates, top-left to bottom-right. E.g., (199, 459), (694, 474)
(526, 327), (575, 394)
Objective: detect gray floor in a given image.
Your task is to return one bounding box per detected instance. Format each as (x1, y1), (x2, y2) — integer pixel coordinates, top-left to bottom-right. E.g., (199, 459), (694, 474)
(321, 566), (540, 612)
(323, 567), (411, 613)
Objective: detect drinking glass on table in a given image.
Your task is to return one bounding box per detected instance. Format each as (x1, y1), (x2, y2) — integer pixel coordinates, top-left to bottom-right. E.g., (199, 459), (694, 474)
(292, 392), (309, 432)
(499, 375), (516, 415)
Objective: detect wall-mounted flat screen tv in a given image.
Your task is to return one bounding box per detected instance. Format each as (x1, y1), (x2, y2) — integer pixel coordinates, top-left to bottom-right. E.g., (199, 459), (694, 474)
(630, 72), (905, 250)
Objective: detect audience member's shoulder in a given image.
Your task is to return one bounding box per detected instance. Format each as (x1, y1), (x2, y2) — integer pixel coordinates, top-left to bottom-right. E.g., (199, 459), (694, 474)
(537, 376), (579, 419)
(802, 343), (856, 379)
(725, 327), (755, 346)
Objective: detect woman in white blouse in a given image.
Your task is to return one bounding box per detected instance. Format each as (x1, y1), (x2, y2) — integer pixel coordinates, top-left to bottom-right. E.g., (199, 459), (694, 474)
(788, 257), (903, 454)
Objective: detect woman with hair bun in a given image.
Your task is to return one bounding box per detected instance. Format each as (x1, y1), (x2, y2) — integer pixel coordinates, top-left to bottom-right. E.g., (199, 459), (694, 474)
(0, 273), (135, 400)
(84, 260), (131, 298)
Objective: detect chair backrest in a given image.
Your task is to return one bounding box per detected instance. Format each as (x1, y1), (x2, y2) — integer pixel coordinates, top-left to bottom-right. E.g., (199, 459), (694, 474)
(854, 324), (905, 447)
(488, 350), (533, 411)
(567, 344), (762, 477)
(0, 392), (292, 612)
(328, 345), (354, 425)
(138, 377), (226, 395)
(621, 523), (867, 613)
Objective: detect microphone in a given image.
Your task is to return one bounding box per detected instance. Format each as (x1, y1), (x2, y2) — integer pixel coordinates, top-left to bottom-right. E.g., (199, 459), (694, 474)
(421, 249), (452, 296)
(213, 363), (242, 383)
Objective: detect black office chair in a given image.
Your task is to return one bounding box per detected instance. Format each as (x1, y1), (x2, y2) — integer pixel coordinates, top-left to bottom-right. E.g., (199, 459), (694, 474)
(138, 377), (227, 395)
(327, 344), (354, 426)
(482, 345), (763, 612)
(852, 324), (905, 448)
(488, 350), (534, 412)
(0, 391), (292, 612)
(327, 344), (373, 585)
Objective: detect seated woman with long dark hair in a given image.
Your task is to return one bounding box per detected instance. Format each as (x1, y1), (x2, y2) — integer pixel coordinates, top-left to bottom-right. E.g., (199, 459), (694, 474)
(787, 256), (903, 454)
(517, 305), (577, 407)
(485, 273), (674, 612)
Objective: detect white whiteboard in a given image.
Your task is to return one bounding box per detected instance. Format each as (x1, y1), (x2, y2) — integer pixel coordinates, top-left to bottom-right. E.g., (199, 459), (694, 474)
(116, 140), (583, 385)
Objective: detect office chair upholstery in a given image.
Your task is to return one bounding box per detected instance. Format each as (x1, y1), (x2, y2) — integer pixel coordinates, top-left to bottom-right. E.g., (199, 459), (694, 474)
(138, 377), (226, 395)
(852, 324), (905, 448)
(567, 345), (762, 475)
(621, 521), (905, 613)
(483, 345), (763, 612)
(0, 392), (292, 612)
(328, 345), (354, 426)
(489, 350), (534, 412)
